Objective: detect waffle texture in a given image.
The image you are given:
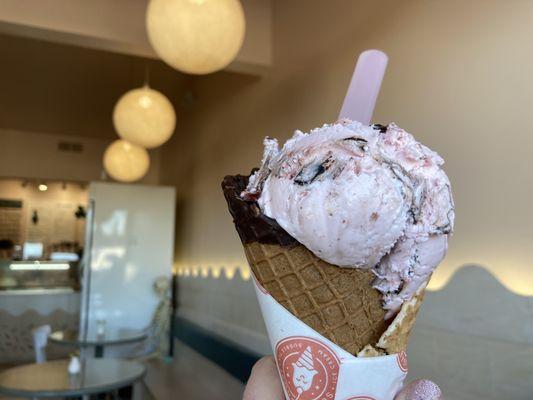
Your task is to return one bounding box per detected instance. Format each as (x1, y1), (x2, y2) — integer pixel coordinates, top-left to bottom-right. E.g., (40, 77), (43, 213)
(244, 241), (389, 355)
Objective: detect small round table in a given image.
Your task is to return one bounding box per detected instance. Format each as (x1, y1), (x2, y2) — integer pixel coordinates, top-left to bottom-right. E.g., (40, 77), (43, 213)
(50, 329), (147, 358)
(0, 358), (145, 398)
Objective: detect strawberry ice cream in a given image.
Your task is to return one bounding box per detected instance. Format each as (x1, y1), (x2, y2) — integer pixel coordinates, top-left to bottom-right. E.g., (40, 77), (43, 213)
(242, 119), (454, 314)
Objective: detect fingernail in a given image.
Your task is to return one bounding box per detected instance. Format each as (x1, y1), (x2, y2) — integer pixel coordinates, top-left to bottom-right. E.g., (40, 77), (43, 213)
(404, 379), (442, 400)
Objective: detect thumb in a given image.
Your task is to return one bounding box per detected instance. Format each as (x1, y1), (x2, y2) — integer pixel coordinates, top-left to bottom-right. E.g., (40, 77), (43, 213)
(395, 379), (442, 400)
(243, 356), (285, 400)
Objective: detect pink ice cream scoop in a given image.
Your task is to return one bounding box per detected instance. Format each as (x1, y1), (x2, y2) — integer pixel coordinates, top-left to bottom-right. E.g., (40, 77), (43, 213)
(243, 119), (454, 314)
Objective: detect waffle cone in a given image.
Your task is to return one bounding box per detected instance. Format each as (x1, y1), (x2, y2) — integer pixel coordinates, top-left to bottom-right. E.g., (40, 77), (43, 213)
(222, 174), (424, 356)
(243, 240), (390, 355)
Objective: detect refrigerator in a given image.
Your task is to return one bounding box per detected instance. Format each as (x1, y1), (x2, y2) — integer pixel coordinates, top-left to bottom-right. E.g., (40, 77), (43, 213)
(79, 182), (176, 356)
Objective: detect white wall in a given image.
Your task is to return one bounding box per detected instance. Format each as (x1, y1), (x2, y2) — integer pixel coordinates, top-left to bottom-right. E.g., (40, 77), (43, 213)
(0, 129), (161, 184)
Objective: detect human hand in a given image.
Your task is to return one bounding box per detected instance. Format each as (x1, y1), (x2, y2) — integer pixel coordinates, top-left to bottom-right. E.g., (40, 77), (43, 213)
(243, 356), (284, 400)
(243, 356), (442, 400)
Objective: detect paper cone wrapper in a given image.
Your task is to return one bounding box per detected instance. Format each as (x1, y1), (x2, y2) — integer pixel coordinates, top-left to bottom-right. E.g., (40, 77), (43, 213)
(251, 272), (408, 400)
(222, 174), (421, 400)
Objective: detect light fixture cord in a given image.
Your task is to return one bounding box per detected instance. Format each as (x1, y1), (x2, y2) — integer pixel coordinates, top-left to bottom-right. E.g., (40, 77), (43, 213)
(144, 65), (151, 88)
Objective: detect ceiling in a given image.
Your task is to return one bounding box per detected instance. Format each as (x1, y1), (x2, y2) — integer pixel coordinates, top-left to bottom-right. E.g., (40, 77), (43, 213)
(0, 33), (191, 140)
(0, 0), (272, 141)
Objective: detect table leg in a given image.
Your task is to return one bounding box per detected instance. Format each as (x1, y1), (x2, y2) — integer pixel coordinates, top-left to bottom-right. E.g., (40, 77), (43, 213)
(117, 385), (133, 399)
(95, 344), (104, 358)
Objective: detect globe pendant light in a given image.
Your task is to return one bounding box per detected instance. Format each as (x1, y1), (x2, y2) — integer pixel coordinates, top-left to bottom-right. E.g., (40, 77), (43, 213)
(103, 140), (150, 182)
(113, 85), (176, 149)
(146, 0), (246, 75)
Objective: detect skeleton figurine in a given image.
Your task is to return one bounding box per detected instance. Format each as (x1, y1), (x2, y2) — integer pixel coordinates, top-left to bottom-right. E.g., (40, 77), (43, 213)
(149, 276), (171, 357)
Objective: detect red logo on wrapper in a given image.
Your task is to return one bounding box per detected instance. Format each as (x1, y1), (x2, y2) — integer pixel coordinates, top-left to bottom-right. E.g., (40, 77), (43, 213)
(396, 351), (408, 373)
(276, 337), (340, 400)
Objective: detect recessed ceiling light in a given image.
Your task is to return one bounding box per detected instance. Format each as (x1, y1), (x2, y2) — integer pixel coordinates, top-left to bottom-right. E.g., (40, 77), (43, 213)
(38, 184), (48, 192)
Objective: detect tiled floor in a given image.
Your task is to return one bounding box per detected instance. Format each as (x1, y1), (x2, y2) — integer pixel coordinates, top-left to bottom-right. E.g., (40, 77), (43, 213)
(144, 340), (245, 400)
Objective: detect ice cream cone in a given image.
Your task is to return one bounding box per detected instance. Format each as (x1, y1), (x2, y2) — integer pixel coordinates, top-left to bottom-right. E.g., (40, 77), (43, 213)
(222, 174), (423, 356)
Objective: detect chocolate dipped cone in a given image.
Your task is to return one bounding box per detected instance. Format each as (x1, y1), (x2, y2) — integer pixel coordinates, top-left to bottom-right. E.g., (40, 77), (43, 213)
(222, 174), (403, 355)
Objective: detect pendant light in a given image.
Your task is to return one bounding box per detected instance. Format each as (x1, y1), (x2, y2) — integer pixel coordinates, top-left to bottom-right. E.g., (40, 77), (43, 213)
(146, 0), (246, 75)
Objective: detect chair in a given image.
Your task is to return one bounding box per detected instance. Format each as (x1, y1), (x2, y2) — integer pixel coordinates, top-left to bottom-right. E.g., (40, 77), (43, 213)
(31, 325), (51, 363)
(31, 325), (65, 400)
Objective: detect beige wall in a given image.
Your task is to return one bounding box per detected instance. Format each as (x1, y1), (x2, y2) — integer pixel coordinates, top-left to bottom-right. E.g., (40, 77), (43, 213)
(165, 0), (533, 295)
(0, 129), (161, 184)
(0, 32), (190, 141)
(160, 0), (533, 359)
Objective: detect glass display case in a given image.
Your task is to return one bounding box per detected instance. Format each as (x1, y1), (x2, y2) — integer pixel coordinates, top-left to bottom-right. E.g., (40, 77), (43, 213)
(0, 261), (80, 291)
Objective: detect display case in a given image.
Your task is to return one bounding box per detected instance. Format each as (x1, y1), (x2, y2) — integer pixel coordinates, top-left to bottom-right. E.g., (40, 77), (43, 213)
(0, 261), (80, 291)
